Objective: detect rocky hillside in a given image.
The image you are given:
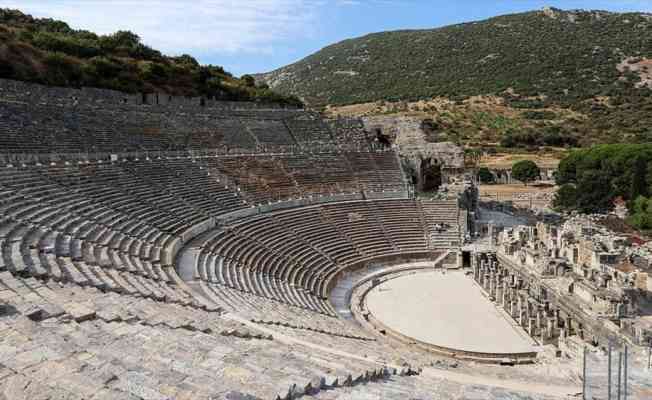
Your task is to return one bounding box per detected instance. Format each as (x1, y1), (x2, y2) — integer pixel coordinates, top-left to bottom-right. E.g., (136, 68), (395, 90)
(258, 8), (652, 145)
(0, 9), (302, 106)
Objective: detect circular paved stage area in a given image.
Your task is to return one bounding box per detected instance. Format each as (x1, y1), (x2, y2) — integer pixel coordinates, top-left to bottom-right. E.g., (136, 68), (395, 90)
(365, 270), (537, 355)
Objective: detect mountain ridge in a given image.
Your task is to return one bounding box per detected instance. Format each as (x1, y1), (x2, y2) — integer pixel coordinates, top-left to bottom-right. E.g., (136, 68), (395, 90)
(256, 7), (652, 145)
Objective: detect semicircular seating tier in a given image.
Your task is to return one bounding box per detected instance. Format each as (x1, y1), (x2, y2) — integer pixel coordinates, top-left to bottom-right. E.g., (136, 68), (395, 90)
(183, 199), (462, 316)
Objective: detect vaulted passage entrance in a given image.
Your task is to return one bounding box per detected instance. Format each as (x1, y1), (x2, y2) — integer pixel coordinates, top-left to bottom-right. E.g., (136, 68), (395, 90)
(420, 157), (442, 192)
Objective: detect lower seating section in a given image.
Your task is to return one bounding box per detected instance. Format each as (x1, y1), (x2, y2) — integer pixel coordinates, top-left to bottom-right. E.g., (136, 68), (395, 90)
(189, 199), (461, 317)
(0, 152), (409, 305)
(373, 200), (429, 252)
(0, 166), (217, 309)
(421, 200), (462, 248)
(199, 281), (367, 339)
(320, 202), (399, 257)
(0, 154), (416, 329)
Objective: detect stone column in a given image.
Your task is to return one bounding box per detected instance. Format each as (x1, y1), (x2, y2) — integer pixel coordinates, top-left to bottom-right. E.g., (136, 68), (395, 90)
(536, 309), (543, 331)
(495, 281), (502, 303)
(501, 282), (508, 307)
(517, 296), (524, 324)
(565, 317), (573, 336)
(546, 317), (556, 339)
(489, 273), (496, 297)
(528, 317), (536, 337)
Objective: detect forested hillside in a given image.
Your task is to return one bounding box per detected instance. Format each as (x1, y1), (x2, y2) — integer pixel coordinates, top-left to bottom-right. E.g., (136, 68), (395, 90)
(0, 9), (302, 106)
(258, 8), (652, 145)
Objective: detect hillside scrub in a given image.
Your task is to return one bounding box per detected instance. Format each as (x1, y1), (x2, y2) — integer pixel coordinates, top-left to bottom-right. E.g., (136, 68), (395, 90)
(0, 9), (302, 106)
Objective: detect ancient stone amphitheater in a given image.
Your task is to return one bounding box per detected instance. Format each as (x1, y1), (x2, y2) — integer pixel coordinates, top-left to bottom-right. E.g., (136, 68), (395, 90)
(0, 80), (582, 400)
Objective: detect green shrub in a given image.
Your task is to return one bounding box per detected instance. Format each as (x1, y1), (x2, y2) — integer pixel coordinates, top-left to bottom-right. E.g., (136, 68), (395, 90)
(43, 51), (82, 85)
(512, 160), (540, 185)
(31, 31), (100, 58)
(477, 167), (495, 184)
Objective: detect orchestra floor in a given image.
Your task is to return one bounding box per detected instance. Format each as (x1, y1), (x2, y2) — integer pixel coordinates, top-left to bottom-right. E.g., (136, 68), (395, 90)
(365, 270), (538, 355)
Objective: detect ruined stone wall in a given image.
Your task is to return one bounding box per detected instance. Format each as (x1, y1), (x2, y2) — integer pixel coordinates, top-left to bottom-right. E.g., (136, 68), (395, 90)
(360, 116), (464, 189)
(361, 116), (463, 168)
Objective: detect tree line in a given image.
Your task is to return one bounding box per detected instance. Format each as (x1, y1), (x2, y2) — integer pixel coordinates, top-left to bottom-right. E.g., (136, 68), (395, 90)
(553, 144), (652, 229)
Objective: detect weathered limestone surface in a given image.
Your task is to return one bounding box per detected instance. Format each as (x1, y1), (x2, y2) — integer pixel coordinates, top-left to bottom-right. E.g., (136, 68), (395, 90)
(361, 116), (464, 190)
(361, 116), (464, 170)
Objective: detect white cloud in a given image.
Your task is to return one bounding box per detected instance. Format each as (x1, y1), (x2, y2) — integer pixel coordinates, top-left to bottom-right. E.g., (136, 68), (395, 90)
(0, 0), (324, 55)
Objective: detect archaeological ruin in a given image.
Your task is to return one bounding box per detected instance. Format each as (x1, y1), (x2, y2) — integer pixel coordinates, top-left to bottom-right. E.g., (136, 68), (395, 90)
(0, 78), (650, 400)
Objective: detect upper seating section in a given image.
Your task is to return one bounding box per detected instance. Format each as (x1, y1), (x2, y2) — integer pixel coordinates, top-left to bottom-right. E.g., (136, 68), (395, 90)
(0, 78), (352, 155)
(199, 150), (406, 205)
(328, 117), (372, 145)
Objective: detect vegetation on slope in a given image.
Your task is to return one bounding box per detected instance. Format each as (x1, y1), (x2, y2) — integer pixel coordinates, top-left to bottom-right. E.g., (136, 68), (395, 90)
(0, 9), (302, 106)
(260, 8), (652, 144)
(327, 97), (584, 148)
(554, 144), (652, 221)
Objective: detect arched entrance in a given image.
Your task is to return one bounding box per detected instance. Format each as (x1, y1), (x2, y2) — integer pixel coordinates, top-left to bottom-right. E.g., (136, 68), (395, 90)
(420, 157), (442, 192)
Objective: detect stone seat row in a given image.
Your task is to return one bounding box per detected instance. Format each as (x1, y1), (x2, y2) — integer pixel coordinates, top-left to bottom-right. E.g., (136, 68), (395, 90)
(1, 150), (405, 210)
(1, 96), (372, 156)
(0, 304), (392, 400)
(0, 271), (219, 328)
(0, 169), (220, 309)
(0, 211), (205, 308)
(199, 280), (368, 339)
(190, 199), (458, 316)
(195, 229), (334, 315)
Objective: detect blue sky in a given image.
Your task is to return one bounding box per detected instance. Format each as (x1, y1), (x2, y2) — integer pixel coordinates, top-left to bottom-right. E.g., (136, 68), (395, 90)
(3, 0), (652, 76)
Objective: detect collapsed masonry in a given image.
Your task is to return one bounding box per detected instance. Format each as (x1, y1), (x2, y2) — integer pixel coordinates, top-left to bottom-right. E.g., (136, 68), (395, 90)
(472, 215), (652, 355)
(359, 116), (466, 191)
